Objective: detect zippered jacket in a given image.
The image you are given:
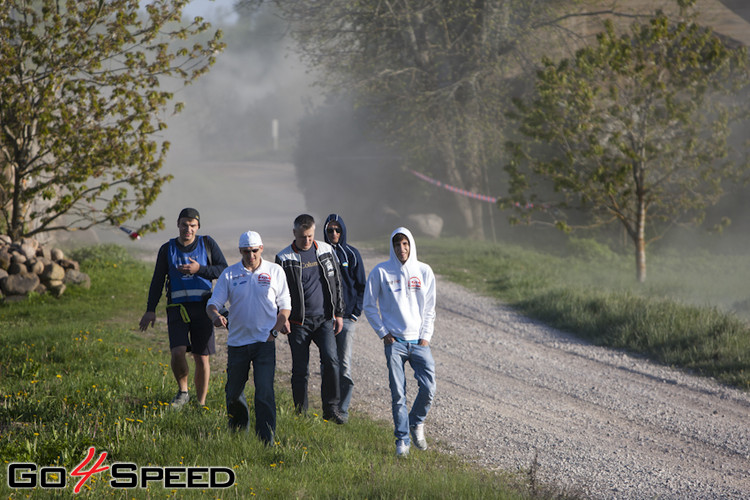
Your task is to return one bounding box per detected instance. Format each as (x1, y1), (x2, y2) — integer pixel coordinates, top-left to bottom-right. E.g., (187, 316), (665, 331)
(275, 240), (345, 324)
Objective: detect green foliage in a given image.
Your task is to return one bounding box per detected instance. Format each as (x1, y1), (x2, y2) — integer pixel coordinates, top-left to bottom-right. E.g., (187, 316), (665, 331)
(564, 237), (617, 261)
(69, 244), (135, 269)
(506, 10), (750, 281)
(0, 0), (224, 241)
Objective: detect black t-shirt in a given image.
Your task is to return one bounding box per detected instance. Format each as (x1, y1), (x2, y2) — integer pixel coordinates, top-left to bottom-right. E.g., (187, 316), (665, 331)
(299, 246), (326, 317)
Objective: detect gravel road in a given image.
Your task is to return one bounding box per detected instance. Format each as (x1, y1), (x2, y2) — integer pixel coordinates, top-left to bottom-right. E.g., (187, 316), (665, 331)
(268, 248), (750, 499)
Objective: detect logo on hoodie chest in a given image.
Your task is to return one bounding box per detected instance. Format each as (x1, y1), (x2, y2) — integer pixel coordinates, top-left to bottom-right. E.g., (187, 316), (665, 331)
(408, 277), (422, 291)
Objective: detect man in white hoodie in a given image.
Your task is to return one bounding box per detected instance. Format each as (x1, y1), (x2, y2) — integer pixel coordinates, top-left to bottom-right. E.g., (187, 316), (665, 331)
(363, 227), (436, 457)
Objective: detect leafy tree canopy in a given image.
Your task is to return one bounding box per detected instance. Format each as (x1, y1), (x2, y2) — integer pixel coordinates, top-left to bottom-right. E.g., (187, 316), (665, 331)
(505, 10), (750, 281)
(0, 0), (224, 240)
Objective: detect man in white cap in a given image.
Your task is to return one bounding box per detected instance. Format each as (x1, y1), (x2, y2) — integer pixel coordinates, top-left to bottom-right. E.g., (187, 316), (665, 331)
(206, 230), (291, 445)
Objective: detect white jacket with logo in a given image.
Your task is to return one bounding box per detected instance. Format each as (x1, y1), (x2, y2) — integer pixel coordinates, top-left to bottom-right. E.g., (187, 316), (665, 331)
(363, 227), (436, 343)
(207, 258), (291, 346)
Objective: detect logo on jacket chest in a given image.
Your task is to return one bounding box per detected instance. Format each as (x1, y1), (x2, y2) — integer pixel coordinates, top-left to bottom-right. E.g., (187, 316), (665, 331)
(408, 277), (422, 291)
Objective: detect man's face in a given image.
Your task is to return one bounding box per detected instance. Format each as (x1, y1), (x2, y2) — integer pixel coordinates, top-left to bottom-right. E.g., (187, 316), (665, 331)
(240, 246), (263, 269)
(394, 237), (410, 264)
(326, 222), (342, 244)
(294, 225), (315, 251)
(177, 217), (199, 245)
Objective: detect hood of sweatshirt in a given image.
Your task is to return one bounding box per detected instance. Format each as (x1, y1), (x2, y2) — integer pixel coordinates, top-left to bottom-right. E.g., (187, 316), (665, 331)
(324, 213), (358, 267)
(389, 226), (418, 270)
(324, 213), (349, 247)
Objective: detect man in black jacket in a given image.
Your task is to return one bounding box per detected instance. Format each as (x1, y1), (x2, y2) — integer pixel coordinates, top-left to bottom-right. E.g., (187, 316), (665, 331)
(276, 214), (346, 423)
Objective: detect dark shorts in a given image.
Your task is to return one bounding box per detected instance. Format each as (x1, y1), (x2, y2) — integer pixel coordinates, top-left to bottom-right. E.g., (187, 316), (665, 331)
(166, 301), (216, 355)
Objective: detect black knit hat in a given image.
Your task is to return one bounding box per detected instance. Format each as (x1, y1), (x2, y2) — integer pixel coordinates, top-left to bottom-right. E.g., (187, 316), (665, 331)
(178, 207), (200, 227)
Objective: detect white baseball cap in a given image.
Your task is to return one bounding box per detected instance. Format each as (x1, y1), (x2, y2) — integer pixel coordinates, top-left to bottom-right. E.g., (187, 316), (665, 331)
(239, 230), (263, 248)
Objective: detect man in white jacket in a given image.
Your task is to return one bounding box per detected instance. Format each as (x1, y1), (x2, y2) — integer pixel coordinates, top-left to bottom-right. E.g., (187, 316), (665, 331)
(363, 227), (436, 457)
(206, 230), (291, 445)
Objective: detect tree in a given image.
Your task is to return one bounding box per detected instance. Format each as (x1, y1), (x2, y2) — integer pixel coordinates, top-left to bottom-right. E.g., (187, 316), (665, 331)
(246, 0), (568, 239)
(0, 0), (224, 241)
(505, 11), (750, 282)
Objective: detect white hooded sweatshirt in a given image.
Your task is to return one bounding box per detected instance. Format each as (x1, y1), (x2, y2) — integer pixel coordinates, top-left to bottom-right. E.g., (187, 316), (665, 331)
(363, 227), (436, 343)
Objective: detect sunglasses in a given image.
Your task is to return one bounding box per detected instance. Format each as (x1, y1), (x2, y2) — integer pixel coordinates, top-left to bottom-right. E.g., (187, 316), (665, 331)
(326, 227), (342, 234)
(240, 248), (260, 254)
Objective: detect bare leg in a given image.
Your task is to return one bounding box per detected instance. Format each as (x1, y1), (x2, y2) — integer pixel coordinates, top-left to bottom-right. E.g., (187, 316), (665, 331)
(171, 346), (189, 392)
(193, 353), (211, 405)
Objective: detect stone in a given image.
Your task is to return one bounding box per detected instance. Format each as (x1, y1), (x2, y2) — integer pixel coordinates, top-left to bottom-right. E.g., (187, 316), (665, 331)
(20, 244), (37, 261)
(0, 250), (11, 270)
(20, 237), (39, 252)
(11, 251), (27, 265)
(49, 282), (66, 297)
(64, 269), (91, 289)
(51, 248), (65, 261)
(8, 262), (27, 275)
(1, 273), (40, 296)
(0, 268), (7, 280)
(26, 259), (45, 276)
(42, 262), (66, 283)
(406, 213), (444, 238)
(57, 258), (79, 271)
(37, 246), (52, 261)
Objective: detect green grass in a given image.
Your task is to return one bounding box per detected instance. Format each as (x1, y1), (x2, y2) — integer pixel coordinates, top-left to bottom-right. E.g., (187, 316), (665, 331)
(0, 245), (553, 499)
(412, 237), (750, 390)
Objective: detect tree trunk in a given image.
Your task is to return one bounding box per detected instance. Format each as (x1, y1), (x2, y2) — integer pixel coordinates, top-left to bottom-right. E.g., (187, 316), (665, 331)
(635, 197), (647, 283)
(432, 110), (486, 239)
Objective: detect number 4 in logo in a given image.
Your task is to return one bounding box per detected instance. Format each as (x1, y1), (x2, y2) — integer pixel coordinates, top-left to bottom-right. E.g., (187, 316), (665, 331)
(70, 447), (109, 494)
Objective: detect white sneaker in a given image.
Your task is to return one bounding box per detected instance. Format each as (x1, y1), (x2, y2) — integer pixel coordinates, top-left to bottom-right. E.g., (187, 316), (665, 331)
(170, 391), (189, 409)
(395, 439), (410, 457)
(410, 423), (427, 450)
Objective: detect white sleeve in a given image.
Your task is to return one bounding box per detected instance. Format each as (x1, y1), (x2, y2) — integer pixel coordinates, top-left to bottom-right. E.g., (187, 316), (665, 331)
(419, 266), (436, 342)
(275, 267), (292, 310)
(207, 269), (229, 311)
(363, 268), (388, 338)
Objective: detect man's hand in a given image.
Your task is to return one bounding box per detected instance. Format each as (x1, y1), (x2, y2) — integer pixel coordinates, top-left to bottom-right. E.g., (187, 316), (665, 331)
(383, 333), (396, 345)
(139, 312), (156, 331)
(274, 318), (292, 335)
(207, 305), (227, 328)
(418, 339), (430, 347)
(211, 315), (228, 328)
(334, 316), (343, 335)
(178, 257), (200, 275)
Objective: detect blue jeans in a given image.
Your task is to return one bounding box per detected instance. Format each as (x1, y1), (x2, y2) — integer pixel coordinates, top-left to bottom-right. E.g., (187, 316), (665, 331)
(385, 341), (436, 445)
(335, 318), (356, 418)
(289, 316), (340, 416)
(225, 342), (276, 444)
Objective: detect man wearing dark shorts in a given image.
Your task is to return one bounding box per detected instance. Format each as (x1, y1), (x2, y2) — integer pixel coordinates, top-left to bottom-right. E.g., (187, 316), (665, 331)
(139, 208), (227, 408)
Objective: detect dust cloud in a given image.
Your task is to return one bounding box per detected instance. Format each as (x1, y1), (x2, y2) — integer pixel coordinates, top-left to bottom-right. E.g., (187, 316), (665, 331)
(95, 2), (324, 257)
